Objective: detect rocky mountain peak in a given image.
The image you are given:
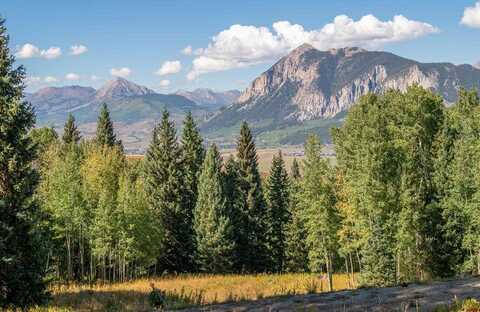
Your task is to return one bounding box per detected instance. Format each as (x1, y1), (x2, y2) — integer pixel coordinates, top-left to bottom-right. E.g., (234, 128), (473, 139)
(95, 77), (155, 100)
(212, 44), (480, 133)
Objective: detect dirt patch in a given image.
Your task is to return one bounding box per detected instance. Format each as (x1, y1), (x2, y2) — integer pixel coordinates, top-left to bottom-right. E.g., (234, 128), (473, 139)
(174, 277), (480, 311)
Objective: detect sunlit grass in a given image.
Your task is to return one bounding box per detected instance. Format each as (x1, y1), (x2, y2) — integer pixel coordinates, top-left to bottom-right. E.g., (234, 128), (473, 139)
(31, 273), (356, 311)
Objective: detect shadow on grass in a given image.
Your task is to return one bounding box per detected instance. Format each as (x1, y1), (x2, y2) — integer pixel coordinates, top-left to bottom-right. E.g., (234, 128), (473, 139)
(48, 288), (206, 311)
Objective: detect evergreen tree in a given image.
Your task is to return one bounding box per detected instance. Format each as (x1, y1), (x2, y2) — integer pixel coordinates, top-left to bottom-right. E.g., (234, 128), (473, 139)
(0, 17), (48, 309)
(180, 112), (204, 255)
(95, 103), (118, 147)
(30, 126), (58, 153)
(235, 122), (268, 272)
(144, 110), (192, 272)
(284, 159), (308, 273)
(265, 151), (290, 272)
(193, 145), (235, 272)
(63, 113), (81, 145)
(300, 135), (338, 290)
(290, 158), (301, 180)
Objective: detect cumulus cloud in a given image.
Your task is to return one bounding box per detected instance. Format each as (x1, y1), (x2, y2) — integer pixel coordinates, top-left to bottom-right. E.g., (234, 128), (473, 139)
(462, 2), (480, 28)
(182, 45), (193, 55)
(159, 79), (171, 87)
(187, 15), (438, 79)
(16, 43), (62, 59)
(65, 73), (80, 81)
(70, 44), (88, 55)
(156, 60), (182, 76)
(110, 67), (131, 78)
(44, 76), (58, 83)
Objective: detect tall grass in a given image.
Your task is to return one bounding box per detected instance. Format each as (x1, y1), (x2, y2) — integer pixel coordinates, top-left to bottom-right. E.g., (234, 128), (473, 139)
(31, 273), (355, 311)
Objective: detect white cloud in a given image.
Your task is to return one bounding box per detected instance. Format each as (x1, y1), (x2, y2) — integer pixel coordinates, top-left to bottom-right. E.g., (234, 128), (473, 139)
(15, 43), (62, 59)
(25, 76), (42, 86)
(70, 44), (88, 55)
(40, 47), (62, 59)
(187, 15), (438, 79)
(65, 73), (80, 81)
(110, 67), (131, 78)
(159, 79), (171, 87)
(16, 44), (40, 59)
(182, 45), (193, 55)
(156, 60), (182, 76)
(91, 75), (100, 81)
(44, 76), (58, 83)
(462, 2), (480, 28)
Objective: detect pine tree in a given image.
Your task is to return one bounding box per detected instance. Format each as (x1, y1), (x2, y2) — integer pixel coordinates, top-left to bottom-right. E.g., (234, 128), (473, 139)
(144, 110), (192, 272)
(95, 103), (118, 147)
(193, 145), (235, 272)
(180, 112), (204, 255)
(235, 122), (268, 272)
(290, 158), (301, 180)
(265, 151), (290, 272)
(63, 113), (81, 145)
(0, 17), (48, 309)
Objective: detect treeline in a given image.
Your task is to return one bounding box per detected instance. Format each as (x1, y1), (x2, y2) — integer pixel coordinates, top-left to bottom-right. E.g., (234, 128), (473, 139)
(32, 85), (480, 291)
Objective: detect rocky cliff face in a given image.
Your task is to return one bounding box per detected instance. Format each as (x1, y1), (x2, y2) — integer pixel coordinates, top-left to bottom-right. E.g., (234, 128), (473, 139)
(210, 44), (480, 127)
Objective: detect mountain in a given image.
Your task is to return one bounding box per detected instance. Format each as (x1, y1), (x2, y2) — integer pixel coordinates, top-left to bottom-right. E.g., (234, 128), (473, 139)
(174, 88), (241, 109)
(28, 78), (207, 153)
(95, 77), (155, 101)
(475, 61), (480, 69)
(27, 85), (96, 117)
(202, 44), (480, 145)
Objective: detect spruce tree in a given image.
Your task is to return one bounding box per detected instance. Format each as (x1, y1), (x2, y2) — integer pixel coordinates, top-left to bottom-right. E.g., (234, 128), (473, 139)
(95, 103), (117, 147)
(290, 157), (301, 180)
(265, 151), (290, 272)
(236, 121), (267, 272)
(62, 113), (81, 145)
(193, 145), (235, 272)
(0, 17), (48, 309)
(180, 112), (204, 252)
(144, 110), (192, 272)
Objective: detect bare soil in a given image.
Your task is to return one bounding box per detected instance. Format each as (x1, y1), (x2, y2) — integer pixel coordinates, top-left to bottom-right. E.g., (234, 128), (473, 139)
(176, 276), (480, 312)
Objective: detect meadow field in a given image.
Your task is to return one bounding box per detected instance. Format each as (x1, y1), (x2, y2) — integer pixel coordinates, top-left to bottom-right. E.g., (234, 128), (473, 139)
(30, 273), (356, 311)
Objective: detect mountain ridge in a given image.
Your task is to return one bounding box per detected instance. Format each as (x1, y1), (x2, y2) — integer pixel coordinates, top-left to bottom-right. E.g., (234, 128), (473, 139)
(202, 45), (480, 145)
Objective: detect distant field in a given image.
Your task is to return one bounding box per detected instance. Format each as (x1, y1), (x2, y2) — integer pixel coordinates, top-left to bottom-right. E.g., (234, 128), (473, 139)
(127, 146), (335, 175)
(29, 273), (356, 311)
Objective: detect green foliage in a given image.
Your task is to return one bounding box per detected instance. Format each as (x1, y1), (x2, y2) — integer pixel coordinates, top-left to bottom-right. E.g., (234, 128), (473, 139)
(265, 151), (290, 272)
(235, 122), (268, 272)
(180, 112), (204, 265)
(62, 113), (80, 145)
(300, 135), (338, 290)
(30, 127), (58, 153)
(144, 110), (192, 273)
(193, 145), (235, 272)
(95, 103), (119, 148)
(0, 17), (48, 309)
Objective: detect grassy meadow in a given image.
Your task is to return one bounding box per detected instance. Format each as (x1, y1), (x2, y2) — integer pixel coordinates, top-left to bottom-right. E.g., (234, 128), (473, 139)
(30, 273), (356, 311)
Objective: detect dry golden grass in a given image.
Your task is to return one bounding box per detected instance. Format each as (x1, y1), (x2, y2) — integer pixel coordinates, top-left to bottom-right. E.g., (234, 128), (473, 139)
(31, 273), (356, 311)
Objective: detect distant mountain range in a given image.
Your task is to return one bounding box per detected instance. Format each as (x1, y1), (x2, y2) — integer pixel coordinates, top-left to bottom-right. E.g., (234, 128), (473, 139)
(27, 78), (240, 153)
(27, 46), (480, 151)
(175, 88), (241, 110)
(202, 44), (480, 146)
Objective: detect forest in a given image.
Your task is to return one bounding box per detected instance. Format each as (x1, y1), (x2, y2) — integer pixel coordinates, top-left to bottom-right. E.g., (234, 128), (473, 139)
(2, 16), (480, 310)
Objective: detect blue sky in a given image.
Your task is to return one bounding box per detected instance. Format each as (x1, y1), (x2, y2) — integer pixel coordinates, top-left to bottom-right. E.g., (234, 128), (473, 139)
(3, 0), (480, 93)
